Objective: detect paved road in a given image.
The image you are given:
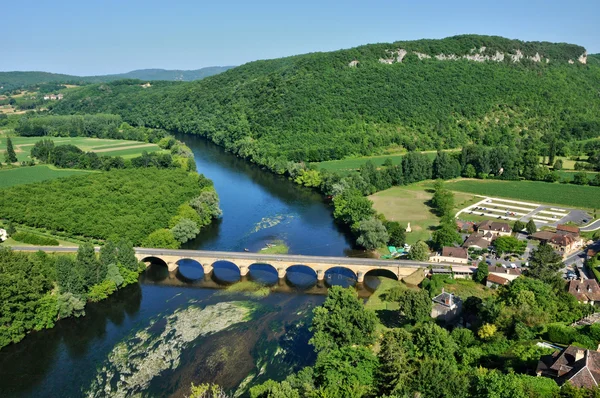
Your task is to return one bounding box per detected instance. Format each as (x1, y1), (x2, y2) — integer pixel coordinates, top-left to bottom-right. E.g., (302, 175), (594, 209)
(11, 246), (434, 269)
(582, 219), (600, 232)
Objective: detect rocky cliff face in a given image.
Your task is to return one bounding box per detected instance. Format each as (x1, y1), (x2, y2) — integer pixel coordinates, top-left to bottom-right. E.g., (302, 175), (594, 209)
(376, 46), (586, 65)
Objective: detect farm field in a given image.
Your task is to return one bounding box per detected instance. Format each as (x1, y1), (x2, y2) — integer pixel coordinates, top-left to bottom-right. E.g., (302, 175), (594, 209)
(446, 179), (599, 210)
(313, 151), (445, 173)
(0, 136), (164, 163)
(369, 182), (479, 244)
(0, 165), (93, 188)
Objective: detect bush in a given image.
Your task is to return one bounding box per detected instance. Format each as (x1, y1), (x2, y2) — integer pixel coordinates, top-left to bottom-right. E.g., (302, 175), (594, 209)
(12, 231), (59, 246)
(87, 280), (117, 302)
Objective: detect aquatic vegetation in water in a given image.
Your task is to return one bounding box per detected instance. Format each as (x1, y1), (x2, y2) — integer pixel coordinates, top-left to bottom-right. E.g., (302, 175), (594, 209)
(219, 281), (271, 298)
(260, 240), (289, 254)
(251, 213), (296, 233)
(86, 302), (253, 398)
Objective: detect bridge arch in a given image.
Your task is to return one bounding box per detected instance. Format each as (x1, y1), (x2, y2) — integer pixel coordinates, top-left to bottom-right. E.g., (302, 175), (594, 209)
(324, 266), (357, 288)
(285, 265), (317, 289)
(248, 263), (278, 285)
(176, 258), (205, 281)
(140, 256), (170, 282)
(211, 260), (241, 284)
(364, 268), (399, 281)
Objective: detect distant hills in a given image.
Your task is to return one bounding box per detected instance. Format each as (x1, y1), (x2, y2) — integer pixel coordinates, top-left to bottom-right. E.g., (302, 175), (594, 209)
(0, 66), (234, 92)
(46, 34), (600, 165)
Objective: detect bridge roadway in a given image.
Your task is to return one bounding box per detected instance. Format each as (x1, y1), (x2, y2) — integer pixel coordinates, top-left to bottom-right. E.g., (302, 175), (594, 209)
(12, 246), (437, 283)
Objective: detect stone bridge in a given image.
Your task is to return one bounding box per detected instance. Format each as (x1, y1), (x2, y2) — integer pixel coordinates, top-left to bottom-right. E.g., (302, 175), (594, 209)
(135, 248), (427, 283)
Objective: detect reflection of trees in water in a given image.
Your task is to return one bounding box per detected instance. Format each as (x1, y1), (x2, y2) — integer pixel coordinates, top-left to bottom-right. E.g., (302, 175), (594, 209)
(0, 282), (143, 396)
(63, 283), (142, 358)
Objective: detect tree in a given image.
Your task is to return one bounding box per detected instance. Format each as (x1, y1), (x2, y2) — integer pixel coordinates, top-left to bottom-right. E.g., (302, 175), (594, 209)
(397, 289), (432, 323)
(431, 180), (455, 219)
(30, 139), (55, 163)
(356, 217), (389, 250)
(377, 329), (415, 396)
(474, 261), (489, 283)
(432, 151), (461, 180)
(171, 218), (200, 244)
(412, 322), (457, 360)
(573, 172), (589, 185)
(526, 219), (537, 235)
(99, 240), (118, 268)
(463, 164), (477, 178)
(77, 242), (105, 288)
(409, 241), (430, 261)
(477, 323), (497, 340)
(432, 222), (462, 249)
(6, 221), (16, 236)
(189, 383), (230, 398)
(384, 221), (406, 247)
(310, 286), (378, 352)
(56, 292), (86, 319)
(4, 137), (17, 164)
(190, 190), (222, 219)
(106, 263), (124, 288)
(553, 159), (563, 170)
(513, 220), (525, 232)
(142, 229), (180, 249)
(332, 189), (374, 229)
(117, 239), (139, 271)
(527, 243), (563, 283)
(55, 256), (85, 295)
(493, 236), (527, 255)
(314, 346), (379, 397)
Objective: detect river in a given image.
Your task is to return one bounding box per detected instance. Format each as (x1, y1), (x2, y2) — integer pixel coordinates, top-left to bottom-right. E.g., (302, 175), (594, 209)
(0, 135), (374, 397)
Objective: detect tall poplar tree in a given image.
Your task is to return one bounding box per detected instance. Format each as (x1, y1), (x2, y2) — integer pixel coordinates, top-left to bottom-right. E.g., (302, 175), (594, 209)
(5, 137), (17, 164)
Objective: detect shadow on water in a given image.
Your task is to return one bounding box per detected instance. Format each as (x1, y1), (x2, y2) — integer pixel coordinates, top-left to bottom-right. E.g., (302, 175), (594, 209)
(0, 283), (142, 397)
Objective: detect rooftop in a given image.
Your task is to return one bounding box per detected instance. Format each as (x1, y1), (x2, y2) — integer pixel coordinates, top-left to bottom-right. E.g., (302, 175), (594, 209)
(441, 246), (468, 259)
(568, 279), (600, 302)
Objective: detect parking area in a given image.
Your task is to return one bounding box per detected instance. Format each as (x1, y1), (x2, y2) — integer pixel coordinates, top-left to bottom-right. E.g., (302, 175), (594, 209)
(456, 196), (592, 229)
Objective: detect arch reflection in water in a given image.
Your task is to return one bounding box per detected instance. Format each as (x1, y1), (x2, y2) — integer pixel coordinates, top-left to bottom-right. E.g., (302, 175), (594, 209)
(248, 263), (278, 285)
(176, 259), (205, 282)
(324, 267), (357, 288)
(211, 260), (241, 284)
(141, 257), (170, 282)
(286, 265), (317, 289)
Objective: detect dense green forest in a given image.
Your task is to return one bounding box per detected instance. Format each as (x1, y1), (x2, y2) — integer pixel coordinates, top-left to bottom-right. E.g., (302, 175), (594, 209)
(0, 168), (216, 245)
(0, 67), (233, 93)
(50, 35), (599, 166)
(0, 241), (143, 349)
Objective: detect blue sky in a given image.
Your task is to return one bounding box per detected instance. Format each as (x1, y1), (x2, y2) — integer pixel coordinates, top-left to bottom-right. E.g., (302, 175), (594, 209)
(1, 0), (598, 75)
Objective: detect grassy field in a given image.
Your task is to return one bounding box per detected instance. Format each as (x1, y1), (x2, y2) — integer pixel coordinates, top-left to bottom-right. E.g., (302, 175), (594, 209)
(369, 182), (479, 244)
(313, 151), (443, 173)
(539, 155), (589, 170)
(0, 165), (93, 188)
(446, 179), (599, 210)
(0, 136), (163, 163)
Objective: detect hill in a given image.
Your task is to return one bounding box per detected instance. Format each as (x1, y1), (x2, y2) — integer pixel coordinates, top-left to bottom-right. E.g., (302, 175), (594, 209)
(50, 34), (600, 166)
(0, 66), (233, 92)
(82, 67), (235, 82)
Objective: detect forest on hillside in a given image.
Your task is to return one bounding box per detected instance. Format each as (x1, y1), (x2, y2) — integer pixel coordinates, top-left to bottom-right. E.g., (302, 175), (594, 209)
(50, 35), (600, 167)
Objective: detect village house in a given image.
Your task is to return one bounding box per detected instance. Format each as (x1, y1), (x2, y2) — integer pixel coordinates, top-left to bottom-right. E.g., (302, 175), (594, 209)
(431, 289), (462, 322)
(488, 266), (521, 281)
(462, 233), (491, 250)
(486, 273), (510, 287)
(477, 220), (512, 238)
(0, 228), (7, 242)
(531, 225), (584, 259)
(537, 346), (600, 388)
(568, 279), (600, 305)
(43, 93), (63, 100)
(429, 246), (468, 265)
(456, 220), (475, 233)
